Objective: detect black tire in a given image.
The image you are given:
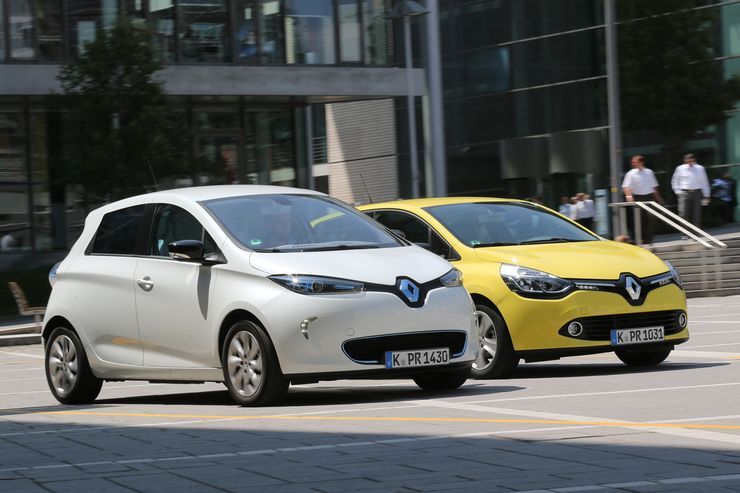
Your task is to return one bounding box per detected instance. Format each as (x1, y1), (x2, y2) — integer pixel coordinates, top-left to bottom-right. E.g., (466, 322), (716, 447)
(413, 367), (470, 391)
(45, 326), (103, 404)
(221, 320), (289, 406)
(615, 348), (672, 367)
(471, 304), (519, 379)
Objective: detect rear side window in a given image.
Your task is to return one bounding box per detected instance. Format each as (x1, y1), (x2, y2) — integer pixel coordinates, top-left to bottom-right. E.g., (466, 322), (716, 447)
(91, 205), (146, 255)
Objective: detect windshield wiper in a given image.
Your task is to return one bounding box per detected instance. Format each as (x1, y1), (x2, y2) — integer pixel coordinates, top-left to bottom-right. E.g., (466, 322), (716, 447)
(300, 243), (382, 252)
(472, 242), (519, 248)
(518, 237), (592, 245)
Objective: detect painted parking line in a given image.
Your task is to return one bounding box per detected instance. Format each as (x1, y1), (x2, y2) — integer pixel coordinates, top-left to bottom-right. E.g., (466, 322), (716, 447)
(32, 410), (740, 432)
(420, 400), (740, 445)
(0, 350), (44, 360)
(684, 342), (740, 349)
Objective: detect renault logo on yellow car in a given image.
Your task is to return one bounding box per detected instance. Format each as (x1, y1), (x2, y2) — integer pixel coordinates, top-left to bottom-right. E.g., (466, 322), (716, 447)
(399, 279), (420, 303)
(625, 276), (642, 301)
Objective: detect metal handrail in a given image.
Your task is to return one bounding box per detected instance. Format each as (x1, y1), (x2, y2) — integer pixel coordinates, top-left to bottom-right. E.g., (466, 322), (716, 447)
(609, 201), (727, 249)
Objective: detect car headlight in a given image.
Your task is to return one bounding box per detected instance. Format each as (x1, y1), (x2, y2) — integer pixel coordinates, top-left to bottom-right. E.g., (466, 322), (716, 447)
(666, 261), (682, 288)
(269, 274), (364, 295)
(49, 262), (61, 287)
(500, 263), (573, 298)
(439, 268), (463, 287)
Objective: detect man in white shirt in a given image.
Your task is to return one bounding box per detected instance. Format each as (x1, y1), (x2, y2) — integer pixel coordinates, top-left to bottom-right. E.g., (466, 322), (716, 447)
(671, 153), (711, 227)
(622, 155), (663, 244)
(574, 193), (595, 230)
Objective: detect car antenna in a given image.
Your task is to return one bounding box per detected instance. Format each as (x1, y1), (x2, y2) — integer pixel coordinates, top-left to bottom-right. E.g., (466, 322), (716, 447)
(360, 174), (373, 204)
(147, 158), (160, 192)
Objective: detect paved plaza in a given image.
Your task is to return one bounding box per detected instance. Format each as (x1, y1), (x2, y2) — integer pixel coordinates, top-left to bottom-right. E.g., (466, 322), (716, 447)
(0, 296), (739, 492)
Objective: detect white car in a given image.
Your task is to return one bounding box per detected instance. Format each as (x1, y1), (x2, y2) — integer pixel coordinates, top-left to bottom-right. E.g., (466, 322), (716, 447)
(43, 186), (476, 406)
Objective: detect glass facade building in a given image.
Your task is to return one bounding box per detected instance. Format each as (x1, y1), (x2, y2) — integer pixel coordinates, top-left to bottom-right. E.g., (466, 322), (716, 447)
(432, 0), (740, 217)
(0, 0), (394, 261)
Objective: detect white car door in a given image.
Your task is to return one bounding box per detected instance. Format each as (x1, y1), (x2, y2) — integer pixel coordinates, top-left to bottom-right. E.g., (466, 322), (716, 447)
(71, 205), (145, 366)
(134, 203), (217, 368)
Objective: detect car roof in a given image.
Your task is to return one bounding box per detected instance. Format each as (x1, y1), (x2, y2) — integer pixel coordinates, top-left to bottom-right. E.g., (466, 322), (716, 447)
(93, 185), (324, 215)
(358, 196), (526, 211)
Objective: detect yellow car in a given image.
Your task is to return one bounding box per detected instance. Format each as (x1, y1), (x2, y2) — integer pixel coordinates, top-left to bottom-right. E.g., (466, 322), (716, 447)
(360, 198), (689, 378)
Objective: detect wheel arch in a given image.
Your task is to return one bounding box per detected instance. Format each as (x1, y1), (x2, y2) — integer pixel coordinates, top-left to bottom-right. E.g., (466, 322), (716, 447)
(469, 293), (506, 321)
(42, 315), (74, 345)
(218, 309), (273, 358)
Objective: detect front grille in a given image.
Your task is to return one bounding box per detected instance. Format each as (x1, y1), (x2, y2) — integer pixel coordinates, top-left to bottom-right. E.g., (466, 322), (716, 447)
(342, 331), (467, 364)
(559, 310), (685, 341)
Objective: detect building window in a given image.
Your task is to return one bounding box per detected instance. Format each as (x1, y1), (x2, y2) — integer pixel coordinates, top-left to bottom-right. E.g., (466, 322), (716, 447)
(235, 0), (257, 62)
(259, 0), (284, 63)
(150, 0), (176, 62)
(178, 0), (230, 62)
(0, 112), (30, 251)
(284, 0), (335, 64)
(67, 0), (119, 58)
(363, 0), (389, 65)
(8, 0), (35, 59)
(36, 0), (64, 60)
(338, 0), (360, 63)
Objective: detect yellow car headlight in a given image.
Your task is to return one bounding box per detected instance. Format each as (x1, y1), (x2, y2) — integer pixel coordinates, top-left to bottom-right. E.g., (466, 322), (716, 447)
(500, 263), (574, 299)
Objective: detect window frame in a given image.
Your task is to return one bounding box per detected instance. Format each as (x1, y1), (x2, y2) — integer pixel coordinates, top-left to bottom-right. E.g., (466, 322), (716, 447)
(365, 208), (460, 261)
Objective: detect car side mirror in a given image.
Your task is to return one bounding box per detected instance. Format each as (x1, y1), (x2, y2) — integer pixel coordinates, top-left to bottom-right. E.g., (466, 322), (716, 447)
(168, 240), (205, 262)
(390, 229), (406, 239)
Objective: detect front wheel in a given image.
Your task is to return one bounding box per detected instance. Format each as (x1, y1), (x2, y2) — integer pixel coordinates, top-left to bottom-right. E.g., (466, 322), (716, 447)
(615, 348), (672, 367)
(45, 327), (102, 404)
(413, 367), (470, 391)
(471, 305), (519, 379)
(222, 320), (289, 406)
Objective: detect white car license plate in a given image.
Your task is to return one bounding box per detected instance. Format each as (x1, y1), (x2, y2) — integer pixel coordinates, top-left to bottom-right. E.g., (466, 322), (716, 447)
(385, 348), (450, 369)
(611, 326), (664, 345)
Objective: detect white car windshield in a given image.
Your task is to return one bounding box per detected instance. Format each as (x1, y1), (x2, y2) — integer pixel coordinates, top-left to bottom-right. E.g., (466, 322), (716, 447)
(203, 194), (402, 252)
(425, 202), (599, 247)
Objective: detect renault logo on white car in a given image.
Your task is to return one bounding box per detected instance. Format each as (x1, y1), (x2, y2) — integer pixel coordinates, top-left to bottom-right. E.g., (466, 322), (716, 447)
(399, 279), (420, 303)
(625, 276), (641, 301)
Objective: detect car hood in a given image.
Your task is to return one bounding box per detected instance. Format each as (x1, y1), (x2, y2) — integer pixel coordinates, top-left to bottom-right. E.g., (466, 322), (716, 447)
(249, 245), (452, 285)
(473, 240), (669, 279)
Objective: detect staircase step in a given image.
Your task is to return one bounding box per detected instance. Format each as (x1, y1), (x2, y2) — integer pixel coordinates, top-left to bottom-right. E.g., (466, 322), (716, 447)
(674, 262), (740, 275)
(0, 324), (42, 337)
(683, 278), (740, 291)
(686, 286), (740, 298)
(682, 270), (740, 283)
(655, 247), (740, 260)
(0, 333), (42, 347)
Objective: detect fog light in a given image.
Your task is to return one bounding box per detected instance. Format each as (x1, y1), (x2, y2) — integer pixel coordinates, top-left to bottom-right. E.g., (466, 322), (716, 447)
(678, 312), (687, 328)
(567, 321), (583, 337)
(300, 317), (317, 340)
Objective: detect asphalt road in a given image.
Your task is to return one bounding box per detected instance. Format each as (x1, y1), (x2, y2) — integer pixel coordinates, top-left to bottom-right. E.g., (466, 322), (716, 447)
(0, 296), (739, 493)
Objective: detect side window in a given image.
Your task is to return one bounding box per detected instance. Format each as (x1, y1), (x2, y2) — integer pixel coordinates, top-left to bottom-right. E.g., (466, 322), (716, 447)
(91, 205), (146, 255)
(430, 230), (459, 260)
(149, 204), (217, 257)
(373, 211), (430, 246)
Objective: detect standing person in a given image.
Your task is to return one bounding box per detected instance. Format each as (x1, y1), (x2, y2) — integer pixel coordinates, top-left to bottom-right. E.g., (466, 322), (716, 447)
(574, 192), (595, 230)
(558, 196), (571, 218)
(622, 155), (663, 245)
(671, 153), (711, 227)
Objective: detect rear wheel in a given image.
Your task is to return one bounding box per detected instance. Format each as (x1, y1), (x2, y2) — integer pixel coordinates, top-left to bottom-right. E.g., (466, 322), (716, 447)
(471, 305), (519, 379)
(615, 348), (672, 367)
(413, 367), (470, 391)
(45, 327), (102, 404)
(222, 320), (289, 406)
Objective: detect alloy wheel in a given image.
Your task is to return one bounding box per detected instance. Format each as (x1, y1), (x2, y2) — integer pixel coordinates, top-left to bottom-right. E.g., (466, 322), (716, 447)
(473, 310), (497, 371)
(226, 330), (263, 397)
(47, 334), (79, 396)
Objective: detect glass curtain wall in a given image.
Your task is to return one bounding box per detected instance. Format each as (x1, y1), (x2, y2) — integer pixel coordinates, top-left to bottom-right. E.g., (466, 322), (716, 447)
(0, 0), (390, 64)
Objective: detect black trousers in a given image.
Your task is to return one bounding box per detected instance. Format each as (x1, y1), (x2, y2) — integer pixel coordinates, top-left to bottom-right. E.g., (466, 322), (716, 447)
(632, 194), (655, 244)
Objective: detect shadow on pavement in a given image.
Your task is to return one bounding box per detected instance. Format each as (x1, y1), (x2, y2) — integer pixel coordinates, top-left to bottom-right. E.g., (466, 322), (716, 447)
(92, 383), (524, 408)
(509, 361), (728, 379)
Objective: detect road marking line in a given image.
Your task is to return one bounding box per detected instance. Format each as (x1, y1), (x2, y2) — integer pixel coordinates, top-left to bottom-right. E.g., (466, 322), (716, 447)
(684, 342), (740, 349)
(421, 400), (740, 445)
(0, 350), (44, 360)
(30, 409), (740, 431)
(655, 414), (740, 423)
(458, 381), (740, 404)
(690, 329), (740, 334)
(671, 349), (740, 359)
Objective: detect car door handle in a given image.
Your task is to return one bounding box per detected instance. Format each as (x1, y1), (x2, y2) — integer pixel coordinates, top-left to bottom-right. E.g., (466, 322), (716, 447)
(136, 276), (154, 292)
